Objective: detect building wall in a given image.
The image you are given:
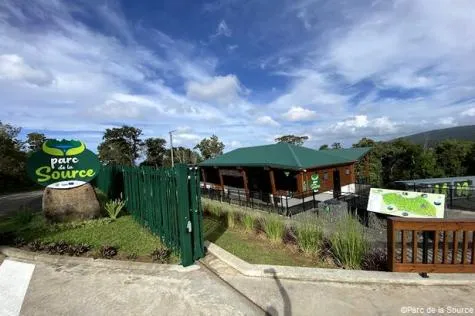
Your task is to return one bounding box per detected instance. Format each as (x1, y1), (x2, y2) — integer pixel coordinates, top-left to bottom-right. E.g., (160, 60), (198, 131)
(299, 163), (356, 193)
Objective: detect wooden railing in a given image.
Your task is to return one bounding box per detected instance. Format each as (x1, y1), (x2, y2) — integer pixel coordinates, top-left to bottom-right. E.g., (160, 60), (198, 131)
(387, 217), (475, 273)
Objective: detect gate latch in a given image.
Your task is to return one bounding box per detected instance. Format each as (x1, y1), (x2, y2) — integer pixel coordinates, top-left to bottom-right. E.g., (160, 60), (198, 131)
(187, 220), (192, 233)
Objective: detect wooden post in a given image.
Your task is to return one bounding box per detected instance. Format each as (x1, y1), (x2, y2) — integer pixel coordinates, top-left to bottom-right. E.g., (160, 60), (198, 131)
(387, 218), (395, 271)
(218, 169), (224, 189)
(241, 168), (249, 199)
(201, 168), (207, 189)
(269, 169), (277, 195)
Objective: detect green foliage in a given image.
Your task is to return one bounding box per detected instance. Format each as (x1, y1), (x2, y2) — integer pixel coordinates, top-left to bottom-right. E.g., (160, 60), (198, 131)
(94, 188), (109, 215)
(435, 140), (472, 177)
(25, 132), (46, 152)
(242, 213), (256, 232)
(330, 216), (368, 269)
(104, 198), (126, 219)
(318, 144), (329, 150)
(226, 210), (236, 229)
(194, 135), (224, 160)
(261, 215), (286, 243)
(275, 134), (309, 146)
(13, 207), (34, 225)
(296, 221), (324, 255)
(99, 245), (118, 258)
(97, 125), (144, 165)
(142, 137), (167, 167)
(331, 142), (342, 149)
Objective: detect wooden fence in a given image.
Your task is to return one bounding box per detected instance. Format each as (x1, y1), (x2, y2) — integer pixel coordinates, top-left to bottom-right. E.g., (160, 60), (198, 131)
(387, 217), (475, 273)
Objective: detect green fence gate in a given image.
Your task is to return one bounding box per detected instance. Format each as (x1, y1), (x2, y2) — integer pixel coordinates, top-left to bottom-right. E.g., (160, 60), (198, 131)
(94, 164), (204, 266)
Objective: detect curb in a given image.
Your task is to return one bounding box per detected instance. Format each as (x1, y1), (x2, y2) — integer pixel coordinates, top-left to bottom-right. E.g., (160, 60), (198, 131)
(205, 241), (475, 286)
(0, 246), (199, 274)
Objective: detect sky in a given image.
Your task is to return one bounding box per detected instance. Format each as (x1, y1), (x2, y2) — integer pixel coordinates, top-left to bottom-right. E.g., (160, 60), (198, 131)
(1, 0), (474, 153)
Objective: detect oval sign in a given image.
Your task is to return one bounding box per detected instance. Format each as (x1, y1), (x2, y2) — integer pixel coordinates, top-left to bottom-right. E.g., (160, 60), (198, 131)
(27, 139), (101, 189)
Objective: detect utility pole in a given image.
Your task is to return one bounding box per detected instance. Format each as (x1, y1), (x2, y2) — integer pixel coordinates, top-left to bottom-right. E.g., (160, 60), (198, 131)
(169, 130), (176, 167)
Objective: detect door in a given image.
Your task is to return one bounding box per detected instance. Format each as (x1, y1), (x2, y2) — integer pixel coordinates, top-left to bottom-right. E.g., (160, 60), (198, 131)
(333, 169), (341, 198)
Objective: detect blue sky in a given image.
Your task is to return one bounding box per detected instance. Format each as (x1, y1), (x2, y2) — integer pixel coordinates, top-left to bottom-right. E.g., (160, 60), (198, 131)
(1, 0), (474, 153)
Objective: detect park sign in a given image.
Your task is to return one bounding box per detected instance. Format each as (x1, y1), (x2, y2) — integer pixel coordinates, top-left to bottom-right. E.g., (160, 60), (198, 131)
(27, 139), (101, 189)
(367, 188), (445, 218)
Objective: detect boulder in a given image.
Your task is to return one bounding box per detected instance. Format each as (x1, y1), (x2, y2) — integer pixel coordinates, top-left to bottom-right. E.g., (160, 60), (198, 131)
(43, 183), (101, 222)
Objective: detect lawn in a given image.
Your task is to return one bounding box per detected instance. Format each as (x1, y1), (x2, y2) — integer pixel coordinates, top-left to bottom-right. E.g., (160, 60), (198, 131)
(204, 216), (328, 267)
(0, 213), (176, 261)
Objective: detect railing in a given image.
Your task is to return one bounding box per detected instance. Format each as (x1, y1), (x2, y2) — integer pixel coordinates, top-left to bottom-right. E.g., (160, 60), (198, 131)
(200, 187), (321, 216)
(387, 217), (475, 273)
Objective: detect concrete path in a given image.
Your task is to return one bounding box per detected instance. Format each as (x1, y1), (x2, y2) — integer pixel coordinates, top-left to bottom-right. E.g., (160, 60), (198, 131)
(202, 254), (475, 316)
(0, 259), (264, 316)
(0, 191), (43, 217)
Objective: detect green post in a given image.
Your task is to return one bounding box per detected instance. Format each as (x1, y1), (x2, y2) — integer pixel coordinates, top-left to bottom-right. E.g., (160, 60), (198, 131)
(175, 164), (194, 266)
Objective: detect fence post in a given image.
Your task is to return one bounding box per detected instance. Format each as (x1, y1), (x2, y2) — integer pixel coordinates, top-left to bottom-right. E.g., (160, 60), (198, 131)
(302, 194), (305, 213)
(449, 186), (453, 208)
(285, 197), (289, 216)
(387, 217), (395, 272)
(312, 190), (316, 209)
(175, 164), (193, 267)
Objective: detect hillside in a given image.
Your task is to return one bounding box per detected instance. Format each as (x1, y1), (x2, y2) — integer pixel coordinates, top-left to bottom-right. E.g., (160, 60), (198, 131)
(396, 125), (475, 146)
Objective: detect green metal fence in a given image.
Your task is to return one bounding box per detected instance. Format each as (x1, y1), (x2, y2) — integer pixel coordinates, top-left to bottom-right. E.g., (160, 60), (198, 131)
(93, 164), (204, 266)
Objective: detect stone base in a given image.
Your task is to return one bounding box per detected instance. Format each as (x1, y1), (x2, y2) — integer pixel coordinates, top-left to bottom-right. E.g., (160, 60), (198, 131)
(42, 183), (101, 222)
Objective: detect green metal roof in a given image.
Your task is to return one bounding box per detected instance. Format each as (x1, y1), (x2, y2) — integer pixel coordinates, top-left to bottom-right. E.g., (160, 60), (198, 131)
(199, 143), (371, 170)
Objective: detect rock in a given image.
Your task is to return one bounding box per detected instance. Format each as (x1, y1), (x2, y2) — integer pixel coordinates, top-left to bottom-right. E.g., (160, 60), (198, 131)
(42, 183), (100, 222)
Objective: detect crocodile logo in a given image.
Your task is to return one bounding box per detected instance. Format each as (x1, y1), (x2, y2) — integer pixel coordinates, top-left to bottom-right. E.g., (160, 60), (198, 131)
(42, 139), (86, 156)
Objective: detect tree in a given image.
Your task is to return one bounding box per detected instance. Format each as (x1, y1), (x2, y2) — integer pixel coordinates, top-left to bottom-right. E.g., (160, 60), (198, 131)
(98, 126), (144, 165)
(163, 147), (202, 166)
(26, 132), (46, 152)
(142, 137), (167, 168)
(319, 144), (329, 150)
(331, 142), (342, 149)
(435, 140), (472, 177)
(194, 135), (224, 160)
(352, 137), (376, 148)
(0, 121), (29, 192)
(275, 135), (309, 146)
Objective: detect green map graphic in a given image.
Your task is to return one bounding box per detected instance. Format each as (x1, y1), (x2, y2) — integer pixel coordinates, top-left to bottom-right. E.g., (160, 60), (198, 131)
(382, 193), (437, 217)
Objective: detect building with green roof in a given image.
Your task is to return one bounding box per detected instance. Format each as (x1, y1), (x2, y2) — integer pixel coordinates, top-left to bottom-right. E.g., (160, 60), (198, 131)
(199, 143), (370, 197)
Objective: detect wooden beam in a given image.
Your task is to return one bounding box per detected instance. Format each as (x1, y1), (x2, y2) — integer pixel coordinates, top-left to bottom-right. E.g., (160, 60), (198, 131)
(269, 169), (277, 195)
(218, 169), (224, 189)
(201, 168), (207, 189)
(241, 168), (249, 199)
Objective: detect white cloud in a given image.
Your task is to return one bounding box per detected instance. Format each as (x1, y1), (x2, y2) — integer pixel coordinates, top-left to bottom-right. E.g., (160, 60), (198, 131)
(255, 115), (280, 126)
(211, 20), (232, 38)
(282, 106), (317, 121)
(461, 107), (475, 117)
(186, 74), (243, 104)
(439, 117), (455, 126)
(329, 115), (398, 137)
(227, 44), (238, 52)
(0, 54), (53, 86)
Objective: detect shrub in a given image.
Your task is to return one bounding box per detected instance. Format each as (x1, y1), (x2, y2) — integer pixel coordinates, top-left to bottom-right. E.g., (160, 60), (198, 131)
(126, 253), (138, 260)
(13, 237), (26, 247)
(361, 248), (387, 271)
(208, 204), (222, 218)
(330, 216), (368, 269)
(226, 210), (236, 229)
(28, 239), (44, 252)
(242, 213), (256, 233)
(151, 247), (171, 263)
(104, 198), (126, 219)
(67, 243), (91, 256)
(95, 189), (109, 216)
(296, 221), (323, 256)
(99, 245), (118, 259)
(13, 207), (34, 225)
(261, 215), (285, 243)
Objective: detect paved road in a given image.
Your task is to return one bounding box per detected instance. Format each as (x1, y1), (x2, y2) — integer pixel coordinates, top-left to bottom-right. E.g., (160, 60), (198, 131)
(0, 258), (264, 316)
(203, 254), (475, 316)
(0, 191), (43, 217)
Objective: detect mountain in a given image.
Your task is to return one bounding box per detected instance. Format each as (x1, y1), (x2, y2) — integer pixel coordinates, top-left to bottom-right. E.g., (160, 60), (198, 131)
(396, 125), (475, 146)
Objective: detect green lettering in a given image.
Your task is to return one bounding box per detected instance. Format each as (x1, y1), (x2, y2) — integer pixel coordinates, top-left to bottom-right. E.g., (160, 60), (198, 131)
(71, 170), (79, 178)
(79, 170), (87, 177)
(51, 171), (60, 180)
(35, 166), (51, 182)
(86, 169), (95, 177)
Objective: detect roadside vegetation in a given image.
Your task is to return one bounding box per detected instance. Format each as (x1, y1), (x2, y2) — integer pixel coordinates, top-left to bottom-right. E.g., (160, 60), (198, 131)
(202, 198), (383, 270)
(0, 200), (176, 263)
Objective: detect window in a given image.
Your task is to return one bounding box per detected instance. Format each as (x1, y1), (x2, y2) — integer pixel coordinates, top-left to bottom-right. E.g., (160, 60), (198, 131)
(345, 168), (350, 175)
(323, 171), (328, 180)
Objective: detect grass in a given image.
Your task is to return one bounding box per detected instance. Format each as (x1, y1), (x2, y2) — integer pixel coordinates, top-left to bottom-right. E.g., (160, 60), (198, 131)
(261, 215), (286, 243)
(242, 213), (256, 232)
(330, 215), (368, 269)
(296, 220), (324, 255)
(204, 216), (326, 267)
(0, 213), (176, 261)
